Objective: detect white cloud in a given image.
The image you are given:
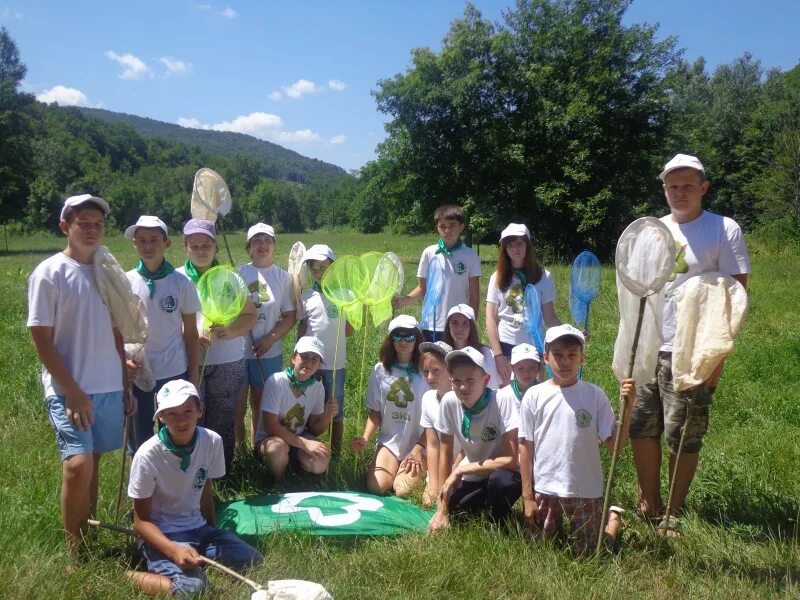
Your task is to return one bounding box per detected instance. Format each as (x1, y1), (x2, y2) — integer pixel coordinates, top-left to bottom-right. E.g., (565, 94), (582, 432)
(159, 56), (193, 77)
(328, 80), (346, 92)
(268, 90), (283, 101)
(177, 113), (322, 144)
(220, 5), (238, 18)
(269, 79), (320, 101)
(105, 51), (153, 80)
(330, 134), (346, 144)
(36, 85), (89, 107)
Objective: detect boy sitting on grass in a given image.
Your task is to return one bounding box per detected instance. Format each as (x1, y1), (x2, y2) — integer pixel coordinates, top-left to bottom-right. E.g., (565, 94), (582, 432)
(518, 325), (634, 556)
(428, 346), (520, 533)
(127, 379), (262, 596)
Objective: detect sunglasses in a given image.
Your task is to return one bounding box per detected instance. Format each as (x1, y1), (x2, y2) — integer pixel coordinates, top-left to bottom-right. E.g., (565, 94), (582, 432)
(391, 334), (417, 343)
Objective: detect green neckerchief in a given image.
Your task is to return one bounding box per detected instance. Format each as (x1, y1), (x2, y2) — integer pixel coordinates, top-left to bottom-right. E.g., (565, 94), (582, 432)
(435, 238), (463, 256)
(393, 362), (418, 379)
(513, 268), (527, 287)
(183, 258), (219, 283)
(511, 379), (525, 402)
(136, 259), (175, 299)
(312, 280), (322, 293)
(461, 388), (491, 441)
(158, 426), (198, 472)
(285, 367), (315, 396)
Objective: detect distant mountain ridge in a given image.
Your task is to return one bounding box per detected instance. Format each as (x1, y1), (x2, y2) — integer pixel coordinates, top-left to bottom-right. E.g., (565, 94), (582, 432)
(74, 107), (348, 183)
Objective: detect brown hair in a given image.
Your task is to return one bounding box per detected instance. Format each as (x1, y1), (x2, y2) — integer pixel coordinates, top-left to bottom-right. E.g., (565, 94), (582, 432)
(62, 201), (106, 224)
(440, 315), (483, 350)
(380, 330), (424, 370)
(495, 236), (543, 293)
(433, 204), (465, 225)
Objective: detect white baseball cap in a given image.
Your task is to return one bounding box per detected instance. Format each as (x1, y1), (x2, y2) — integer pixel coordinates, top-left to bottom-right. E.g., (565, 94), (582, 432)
(419, 340), (453, 359)
(304, 244), (335, 262)
(125, 215), (168, 239)
(544, 324), (585, 347)
(447, 303), (475, 321)
(60, 194), (111, 221)
(500, 223), (531, 240)
(247, 223), (276, 242)
(659, 154), (705, 181)
(445, 345), (486, 372)
(388, 314), (419, 333)
(155, 379), (199, 418)
(510, 343), (540, 365)
(294, 336), (325, 360)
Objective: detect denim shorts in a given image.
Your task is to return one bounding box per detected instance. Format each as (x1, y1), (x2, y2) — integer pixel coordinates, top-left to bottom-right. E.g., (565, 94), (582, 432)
(318, 368), (346, 422)
(46, 391), (124, 459)
(242, 355), (283, 386)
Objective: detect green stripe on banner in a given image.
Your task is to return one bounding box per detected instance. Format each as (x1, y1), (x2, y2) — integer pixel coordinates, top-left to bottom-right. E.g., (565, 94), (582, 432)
(218, 492), (433, 539)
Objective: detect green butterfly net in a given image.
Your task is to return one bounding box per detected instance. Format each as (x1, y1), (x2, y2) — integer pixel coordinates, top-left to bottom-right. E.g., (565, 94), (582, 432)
(197, 265), (248, 326)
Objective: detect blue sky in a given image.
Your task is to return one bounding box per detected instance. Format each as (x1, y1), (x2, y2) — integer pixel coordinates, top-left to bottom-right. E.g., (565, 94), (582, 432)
(3, 1), (798, 172)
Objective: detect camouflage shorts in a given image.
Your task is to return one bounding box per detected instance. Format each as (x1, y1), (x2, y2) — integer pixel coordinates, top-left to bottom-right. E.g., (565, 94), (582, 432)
(629, 352), (714, 454)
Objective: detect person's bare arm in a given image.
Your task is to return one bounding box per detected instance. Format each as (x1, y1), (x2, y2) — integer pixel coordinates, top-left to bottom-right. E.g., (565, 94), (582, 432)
(182, 313), (200, 386)
(602, 379), (636, 453)
(307, 396), (338, 436)
(212, 298), (258, 340)
(265, 411), (327, 456)
(468, 276), (480, 323)
(449, 430), (518, 480)
(541, 302), (562, 329)
(114, 328), (136, 417)
(519, 439), (538, 528)
(350, 409), (381, 452)
(428, 432), (455, 533)
(393, 277), (426, 310)
(133, 497), (202, 570)
(423, 428), (441, 502)
(297, 318), (308, 338)
(253, 309), (297, 357)
(486, 301), (511, 385)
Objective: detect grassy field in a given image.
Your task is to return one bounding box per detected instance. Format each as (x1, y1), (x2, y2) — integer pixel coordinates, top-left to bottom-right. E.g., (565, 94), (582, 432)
(0, 230), (798, 599)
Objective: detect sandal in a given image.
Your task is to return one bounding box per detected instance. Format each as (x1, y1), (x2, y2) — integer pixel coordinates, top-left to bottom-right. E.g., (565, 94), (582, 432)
(633, 507), (662, 524)
(657, 515), (682, 537)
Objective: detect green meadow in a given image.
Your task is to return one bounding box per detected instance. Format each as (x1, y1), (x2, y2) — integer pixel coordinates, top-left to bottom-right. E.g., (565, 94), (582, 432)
(0, 231), (797, 599)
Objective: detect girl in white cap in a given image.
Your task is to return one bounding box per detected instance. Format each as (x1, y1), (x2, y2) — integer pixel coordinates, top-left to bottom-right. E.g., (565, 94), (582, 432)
(254, 336), (338, 478)
(440, 304), (501, 388)
(485, 223), (562, 386)
(235, 223), (297, 448)
(297, 244), (353, 453)
(351, 315), (430, 496)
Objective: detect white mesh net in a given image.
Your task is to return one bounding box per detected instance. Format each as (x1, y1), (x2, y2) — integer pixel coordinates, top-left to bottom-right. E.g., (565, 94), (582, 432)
(94, 245), (148, 344)
(671, 272), (748, 391)
(191, 168), (232, 224)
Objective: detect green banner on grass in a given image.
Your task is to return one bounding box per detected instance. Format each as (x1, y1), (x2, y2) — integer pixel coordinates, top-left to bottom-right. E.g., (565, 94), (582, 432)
(218, 491), (433, 538)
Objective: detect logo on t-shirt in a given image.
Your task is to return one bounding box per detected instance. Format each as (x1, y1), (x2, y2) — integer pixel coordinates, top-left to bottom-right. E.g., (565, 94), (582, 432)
(507, 285), (524, 313)
(669, 242), (688, 282)
(575, 409), (592, 428)
(326, 302), (339, 319)
(248, 281), (271, 308)
(387, 378), (414, 408)
(281, 402), (306, 432)
(454, 261), (466, 275)
(160, 294), (179, 313)
(481, 425), (498, 441)
(193, 467), (207, 490)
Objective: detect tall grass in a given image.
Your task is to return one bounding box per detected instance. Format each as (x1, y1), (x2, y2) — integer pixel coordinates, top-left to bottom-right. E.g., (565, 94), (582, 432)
(0, 231), (797, 599)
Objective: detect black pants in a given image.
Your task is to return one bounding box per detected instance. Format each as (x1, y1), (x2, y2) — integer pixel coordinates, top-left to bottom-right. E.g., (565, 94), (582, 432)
(448, 469), (522, 522)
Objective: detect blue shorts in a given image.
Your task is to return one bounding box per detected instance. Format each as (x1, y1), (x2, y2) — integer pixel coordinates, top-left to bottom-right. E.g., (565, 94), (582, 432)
(140, 525), (262, 596)
(318, 368), (346, 422)
(242, 355), (283, 386)
(46, 391), (124, 459)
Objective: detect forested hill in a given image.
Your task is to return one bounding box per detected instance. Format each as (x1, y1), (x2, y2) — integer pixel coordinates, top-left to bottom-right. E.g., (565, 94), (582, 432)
(75, 107), (347, 183)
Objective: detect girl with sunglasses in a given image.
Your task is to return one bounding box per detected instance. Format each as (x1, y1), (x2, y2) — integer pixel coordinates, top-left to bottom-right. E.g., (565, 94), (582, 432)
(351, 315), (429, 497)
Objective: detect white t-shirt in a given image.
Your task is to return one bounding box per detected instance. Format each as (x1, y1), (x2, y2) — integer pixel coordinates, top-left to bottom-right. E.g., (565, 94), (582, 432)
(255, 371), (325, 444)
(176, 266), (244, 366)
(238, 263), (295, 360)
(486, 270), (556, 345)
(27, 253), (122, 397)
(479, 346), (501, 389)
(128, 427), (225, 534)
(416, 243), (481, 332)
(366, 363), (428, 460)
(518, 380), (615, 498)
(660, 211), (750, 351)
(126, 269), (201, 380)
(299, 287), (347, 370)
(434, 389), (518, 482)
(420, 389), (441, 430)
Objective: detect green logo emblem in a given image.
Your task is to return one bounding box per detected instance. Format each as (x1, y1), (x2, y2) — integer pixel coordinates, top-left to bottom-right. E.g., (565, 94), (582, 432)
(575, 409), (592, 428)
(454, 261), (466, 275)
(326, 302), (339, 319)
(281, 402), (306, 432)
(506, 284), (524, 313)
(248, 281), (271, 307)
(193, 467), (207, 490)
(387, 378), (414, 408)
(669, 242), (689, 282)
(160, 294), (179, 313)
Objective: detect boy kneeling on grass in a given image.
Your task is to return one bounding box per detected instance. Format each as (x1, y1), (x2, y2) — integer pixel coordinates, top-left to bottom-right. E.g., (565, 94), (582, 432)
(428, 346), (520, 533)
(518, 325), (635, 556)
(127, 379), (262, 596)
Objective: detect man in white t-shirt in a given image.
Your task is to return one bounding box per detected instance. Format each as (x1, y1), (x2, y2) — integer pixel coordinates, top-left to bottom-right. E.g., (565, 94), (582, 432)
(428, 346), (520, 533)
(629, 154), (751, 533)
(125, 215), (201, 453)
(127, 379), (261, 595)
(518, 325), (635, 555)
(392, 204), (482, 340)
(27, 194), (133, 562)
